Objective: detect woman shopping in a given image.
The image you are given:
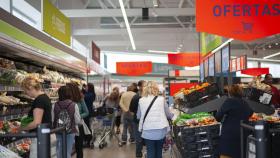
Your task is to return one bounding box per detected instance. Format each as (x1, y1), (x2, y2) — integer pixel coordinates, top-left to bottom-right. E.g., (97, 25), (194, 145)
(20, 77), (52, 158)
(137, 81), (173, 158)
(53, 86), (82, 158)
(67, 83), (90, 158)
(84, 83), (96, 147)
(215, 84), (253, 158)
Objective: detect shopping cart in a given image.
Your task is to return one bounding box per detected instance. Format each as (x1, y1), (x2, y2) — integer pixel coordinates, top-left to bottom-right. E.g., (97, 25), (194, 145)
(90, 107), (122, 149)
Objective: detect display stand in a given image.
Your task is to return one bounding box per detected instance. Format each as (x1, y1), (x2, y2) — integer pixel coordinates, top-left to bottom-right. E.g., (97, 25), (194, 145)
(0, 124), (67, 158)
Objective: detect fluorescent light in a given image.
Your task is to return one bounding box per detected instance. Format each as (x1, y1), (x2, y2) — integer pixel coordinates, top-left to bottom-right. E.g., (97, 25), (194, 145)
(263, 51), (280, 59)
(248, 57), (280, 63)
(153, 0), (159, 7)
(211, 38), (234, 54)
(119, 0), (136, 50)
(148, 50), (178, 54)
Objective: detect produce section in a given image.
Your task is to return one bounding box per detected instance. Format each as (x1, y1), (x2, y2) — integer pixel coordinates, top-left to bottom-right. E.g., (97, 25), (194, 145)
(0, 55), (86, 157)
(172, 112), (220, 158)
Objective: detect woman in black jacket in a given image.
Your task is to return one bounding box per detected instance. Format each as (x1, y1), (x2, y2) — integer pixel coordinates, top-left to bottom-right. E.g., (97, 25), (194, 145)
(215, 85), (253, 158)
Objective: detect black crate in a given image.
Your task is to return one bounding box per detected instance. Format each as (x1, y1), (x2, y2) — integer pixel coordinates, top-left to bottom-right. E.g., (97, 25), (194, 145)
(205, 83), (220, 96)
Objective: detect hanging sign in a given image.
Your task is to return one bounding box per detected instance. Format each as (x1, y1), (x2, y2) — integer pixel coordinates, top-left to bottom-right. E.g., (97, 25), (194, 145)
(116, 61), (152, 76)
(230, 58), (237, 72)
(168, 53), (200, 67)
(241, 68), (269, 76)
(42, 0), (71, 45)
(215, 50), (222, 73)
(204, 59), (209, 77)
(222, 45), (230, 72)
(209, 55), (215, 76)
(201, 32), (222, 57)
(92, 42), (100, 64)
(200, 63), (204, 81)
(234, 55), (247, 71)
(152, 63), (184, 75)
(196, 0), (280, 41)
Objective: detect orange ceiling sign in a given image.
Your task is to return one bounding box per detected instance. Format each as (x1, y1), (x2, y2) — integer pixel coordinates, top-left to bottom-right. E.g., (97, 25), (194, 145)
(196, 0), (280, 41)
(168, 53), (200, 67)
(116, 61), (152, 76)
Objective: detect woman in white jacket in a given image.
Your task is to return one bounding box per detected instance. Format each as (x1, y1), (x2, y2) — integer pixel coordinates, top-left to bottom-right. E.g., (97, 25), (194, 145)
(137, 81), (173, 158)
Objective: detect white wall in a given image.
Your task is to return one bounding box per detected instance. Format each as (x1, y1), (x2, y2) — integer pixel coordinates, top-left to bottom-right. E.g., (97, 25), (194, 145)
(0, 0), (10, 12)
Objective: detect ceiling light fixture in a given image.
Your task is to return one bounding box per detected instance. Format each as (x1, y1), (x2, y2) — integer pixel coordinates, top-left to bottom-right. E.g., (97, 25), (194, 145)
(119, 0), (136, 50)
(263, 51), (280, 59)
(148, 50), (179, 54)
(152, 0), (159, 7)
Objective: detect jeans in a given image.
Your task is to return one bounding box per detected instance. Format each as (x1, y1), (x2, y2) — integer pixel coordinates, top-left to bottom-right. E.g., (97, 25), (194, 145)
(144, 138), (165, 158)
(75, 126), (84, 158)
(56, 133), (75, 158)
(122, 112), (135, 141)
(133, 123), (143, 156)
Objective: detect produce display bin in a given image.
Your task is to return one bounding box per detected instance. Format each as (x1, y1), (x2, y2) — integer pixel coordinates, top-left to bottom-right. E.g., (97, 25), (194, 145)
(173, 124), (220, 158)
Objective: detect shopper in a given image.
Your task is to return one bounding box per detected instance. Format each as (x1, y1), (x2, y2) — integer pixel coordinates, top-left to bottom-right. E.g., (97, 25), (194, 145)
(131, 83), (139, 93)
(83, 83), (96, 147)
(53, 86), (82, 158)
(137, 81), (173, 158)
(120, 85), (136, 144)
(215, 84), (253, 158)
(129, 80), (146, 158)
(20, 77), (52, 158)
(67, 83), (90, 158)
(263, 74), (280, 108)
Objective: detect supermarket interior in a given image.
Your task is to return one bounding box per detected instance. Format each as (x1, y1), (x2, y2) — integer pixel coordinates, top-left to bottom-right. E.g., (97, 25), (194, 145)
(1, 0), (280, 158)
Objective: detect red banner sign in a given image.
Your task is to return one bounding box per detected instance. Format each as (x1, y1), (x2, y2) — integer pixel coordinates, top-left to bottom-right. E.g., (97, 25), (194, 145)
(168, 53), (200, 67)
(196, 0), (280, 41)
(116, 61), (152, 76)
(241, 68), (269, 76)
(92, 42), (100, 64)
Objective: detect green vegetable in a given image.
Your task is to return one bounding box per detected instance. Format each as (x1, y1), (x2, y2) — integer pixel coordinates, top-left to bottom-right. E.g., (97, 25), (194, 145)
(20, 116), (33, 127)
(2, 121), (9, 132)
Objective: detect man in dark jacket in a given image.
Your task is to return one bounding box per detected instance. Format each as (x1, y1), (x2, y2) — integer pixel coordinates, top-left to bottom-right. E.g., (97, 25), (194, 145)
(130, 80), (146, 158)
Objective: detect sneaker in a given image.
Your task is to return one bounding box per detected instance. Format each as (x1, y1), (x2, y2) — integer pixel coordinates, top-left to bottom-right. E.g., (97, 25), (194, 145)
(121, 141), (127, 145)
(129, 138), (136, 144)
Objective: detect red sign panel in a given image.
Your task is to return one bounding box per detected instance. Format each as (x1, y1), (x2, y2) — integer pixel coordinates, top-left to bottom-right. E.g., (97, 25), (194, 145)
(168, 53), (200, 67)
(241, 68), (269, 76)
(116, 61), (152, 76)
(196, 0), (280, 41)
(92, 42), (100, 64)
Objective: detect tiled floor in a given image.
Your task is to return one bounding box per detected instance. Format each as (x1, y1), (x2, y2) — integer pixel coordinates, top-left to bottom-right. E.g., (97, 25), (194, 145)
(72, 136), (180, 158)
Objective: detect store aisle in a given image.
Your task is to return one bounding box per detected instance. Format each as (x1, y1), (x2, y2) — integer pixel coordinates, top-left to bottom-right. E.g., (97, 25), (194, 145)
(72, 137), (177, 158)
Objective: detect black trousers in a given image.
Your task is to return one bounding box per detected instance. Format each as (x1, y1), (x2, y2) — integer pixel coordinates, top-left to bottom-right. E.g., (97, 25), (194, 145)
(84, 117), (92, 145)
(75, 126), (84, 158)
(115, 116), (121, 128)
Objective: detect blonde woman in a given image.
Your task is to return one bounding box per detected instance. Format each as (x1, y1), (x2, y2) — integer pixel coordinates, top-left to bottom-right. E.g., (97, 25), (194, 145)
(137, 81), (173, 158)
(20, 77), (52, 158)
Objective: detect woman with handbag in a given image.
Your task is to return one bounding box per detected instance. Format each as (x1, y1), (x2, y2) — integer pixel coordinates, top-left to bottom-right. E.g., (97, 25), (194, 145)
(67, 83), (91, 158)
(137, 81), (173, 158)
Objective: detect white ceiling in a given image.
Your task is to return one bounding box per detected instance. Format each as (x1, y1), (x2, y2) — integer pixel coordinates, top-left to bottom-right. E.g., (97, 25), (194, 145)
(25, 0), (280, 60)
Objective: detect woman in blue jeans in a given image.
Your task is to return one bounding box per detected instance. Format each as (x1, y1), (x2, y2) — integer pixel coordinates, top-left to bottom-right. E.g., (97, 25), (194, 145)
(137, 81), (173, 158)
(53, 86), (82, 158)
